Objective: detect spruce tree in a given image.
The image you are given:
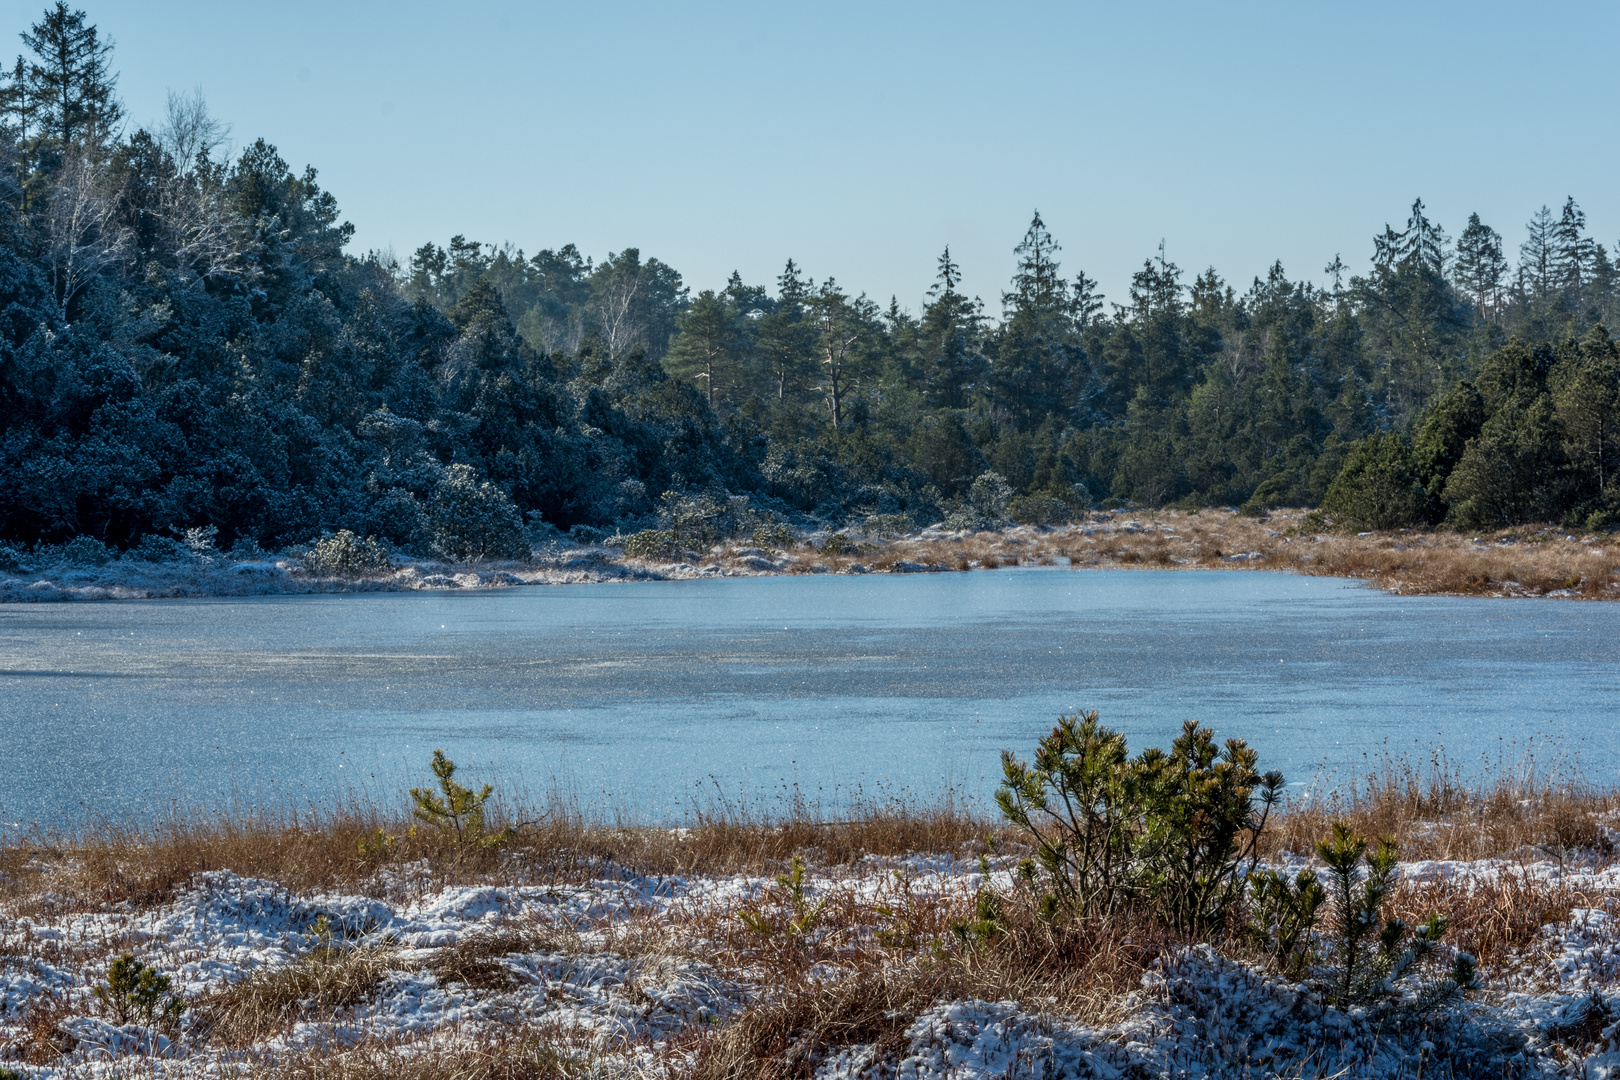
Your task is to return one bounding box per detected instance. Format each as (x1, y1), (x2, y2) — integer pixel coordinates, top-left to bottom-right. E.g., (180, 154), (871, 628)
(1552, 196), (1598, 298)
(918, 246), (985, 408)
(1453, 213), (1507, 322)
(1518, 205), (1556, 300)
(14, 2), (122, 151)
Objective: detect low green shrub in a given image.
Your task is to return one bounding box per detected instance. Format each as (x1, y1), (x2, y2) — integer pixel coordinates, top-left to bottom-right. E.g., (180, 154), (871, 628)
(819, 532), (857, 555)
(739, 855), (826, 940)
(1006, 494), (1077, 526)
(303, 530), (391, 576)
(862, 513), (914, 538)
(410, 749), (515, 850)
(95, 954), (185, 1030)
(750, 521), (797, 549)
(623, 528), (677, 559)
(996, 712), (1282, 935)
(1246, 866), (1327, 978)
(1316, 822), (1478, 1013)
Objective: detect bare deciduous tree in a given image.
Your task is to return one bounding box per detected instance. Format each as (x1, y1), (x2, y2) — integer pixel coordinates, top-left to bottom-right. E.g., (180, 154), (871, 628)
(44, 147), (130, 307)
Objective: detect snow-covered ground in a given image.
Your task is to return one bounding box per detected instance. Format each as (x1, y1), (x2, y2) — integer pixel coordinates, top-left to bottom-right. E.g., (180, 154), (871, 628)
(2, 853), (1618, 1077)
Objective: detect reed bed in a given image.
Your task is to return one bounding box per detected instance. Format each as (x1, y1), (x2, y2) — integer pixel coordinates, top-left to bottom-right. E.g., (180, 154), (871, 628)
(717, 508), (1620, 600)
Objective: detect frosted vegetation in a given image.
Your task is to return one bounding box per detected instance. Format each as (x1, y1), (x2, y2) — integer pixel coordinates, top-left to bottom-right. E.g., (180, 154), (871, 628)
(2, 735), (1619, 1077)
(3, 6), (1620, 577)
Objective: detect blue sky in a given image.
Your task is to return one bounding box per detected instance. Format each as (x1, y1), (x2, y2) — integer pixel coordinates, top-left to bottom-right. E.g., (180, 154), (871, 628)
(17, 1), (1618, 311)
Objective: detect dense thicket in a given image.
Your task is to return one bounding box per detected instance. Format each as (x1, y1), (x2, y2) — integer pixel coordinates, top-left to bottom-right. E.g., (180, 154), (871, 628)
(3, 6), (1618, 556)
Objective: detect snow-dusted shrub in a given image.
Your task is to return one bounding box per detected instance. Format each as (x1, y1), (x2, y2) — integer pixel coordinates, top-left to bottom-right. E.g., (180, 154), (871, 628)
(303, 530), (390, 576)
(427, 464), (529, 562)
(130, 533), (188, 563)
(750, 521), (796, 549)
(997, 712), (1282, 934)
(0, 541), (29, 571)
(1316, 822), (1479, 1014)
(969, 471), (1013, 521)
(58, 535), (114, 565)
(862, 513), (913, 538)
(656, 490), (761, 551)
(623, 528), (676, 559)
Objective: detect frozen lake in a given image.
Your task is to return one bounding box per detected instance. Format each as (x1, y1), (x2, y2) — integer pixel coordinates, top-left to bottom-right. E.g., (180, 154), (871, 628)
(2, 568), (1617, 826)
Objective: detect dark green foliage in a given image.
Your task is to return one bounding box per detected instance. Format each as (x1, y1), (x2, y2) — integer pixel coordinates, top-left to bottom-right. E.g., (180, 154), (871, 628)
(426, 464), (528, 561)
(1320, 432), (1437, 530)
(410, 749), (515, 850)
(996, 712), (1282, 935)
(1316, 824), (1479, 1014)
(1, 7), (1619, 554)
(94, 953), (185, 1029)
(1246, 867), (1326, 978)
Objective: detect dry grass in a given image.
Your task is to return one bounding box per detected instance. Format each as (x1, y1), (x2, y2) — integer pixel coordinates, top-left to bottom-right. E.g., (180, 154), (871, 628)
(0, 790), (993, 911)
(1263, 750), (1620, 863)
(433, 923), (570, 992)
(681, 508), (1620, 600)
(255, 1023), (624, 1080)
(197, 944), (404, 1048)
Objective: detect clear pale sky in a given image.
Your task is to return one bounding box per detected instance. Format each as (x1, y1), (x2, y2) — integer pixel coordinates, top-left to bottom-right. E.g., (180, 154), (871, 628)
(15, 1), (1618, 311)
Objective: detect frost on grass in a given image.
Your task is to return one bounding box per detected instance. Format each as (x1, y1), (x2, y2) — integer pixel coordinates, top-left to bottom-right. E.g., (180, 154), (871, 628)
(11, 508), (1620, 603)
(1, 853), (1618, 1077)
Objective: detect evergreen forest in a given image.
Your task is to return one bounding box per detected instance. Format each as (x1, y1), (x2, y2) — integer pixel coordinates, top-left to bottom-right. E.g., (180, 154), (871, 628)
(4, 4), (1620, 560)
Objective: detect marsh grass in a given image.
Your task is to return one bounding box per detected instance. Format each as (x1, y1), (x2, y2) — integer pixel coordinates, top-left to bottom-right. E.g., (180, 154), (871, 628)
(198, 944), (404, 1048)
(3, 749), (1618, 1078)
(0, 786), (994, 913)
(719, 508), (1620, 600)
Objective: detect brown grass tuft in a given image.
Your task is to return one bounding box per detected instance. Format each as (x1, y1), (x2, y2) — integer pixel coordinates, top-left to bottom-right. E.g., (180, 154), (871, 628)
(197, 945), (402, 1048)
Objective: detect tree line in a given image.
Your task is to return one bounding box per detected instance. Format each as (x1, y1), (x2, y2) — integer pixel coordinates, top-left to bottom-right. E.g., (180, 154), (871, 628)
(2, 3), (1617, 560)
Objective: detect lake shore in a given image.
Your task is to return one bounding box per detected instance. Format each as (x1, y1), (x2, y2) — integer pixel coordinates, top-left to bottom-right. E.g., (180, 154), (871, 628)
(1, 770), (1617, 1077)
(5, 509), (1618, 603)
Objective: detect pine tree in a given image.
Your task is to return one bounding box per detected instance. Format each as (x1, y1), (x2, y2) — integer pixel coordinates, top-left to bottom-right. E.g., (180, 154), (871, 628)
(1552, 196), (1598, 297)
(1453, 213), (1507, 323)
(665, 289), (740, 408)
(14, 2), (122, 152)
(918, 246), (985, 408)
(807, 280), (871, 427)
(1518, 205), (1556, 300)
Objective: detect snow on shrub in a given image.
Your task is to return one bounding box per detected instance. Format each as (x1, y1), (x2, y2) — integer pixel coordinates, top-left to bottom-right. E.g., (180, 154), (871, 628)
(427, 464), (529, 562)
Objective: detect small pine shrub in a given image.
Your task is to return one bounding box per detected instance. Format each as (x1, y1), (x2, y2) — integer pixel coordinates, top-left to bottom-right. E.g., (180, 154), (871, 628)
(130, 534), (188, 563)
(1246, 866), (1327, 978)
(410, 749), (516, 850)
(94, 954), (185, 1030)
(819, 532), (856, 555)
(59, 535), (114, 566)
(739, 856), (826, 939)
(303, 530), (391, 576)
(1316, 822), (1479, 1014)
(750, 521), (796, 549)
(623, 528), (677, 559)
(1006, 494), (1075, 526)
(997, 712), (1282, 935)
(862, 513), (913, 538)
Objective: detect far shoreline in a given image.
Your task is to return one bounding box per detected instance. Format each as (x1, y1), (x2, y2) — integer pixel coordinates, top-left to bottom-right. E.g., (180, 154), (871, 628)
(4, 508), (1616, 603)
